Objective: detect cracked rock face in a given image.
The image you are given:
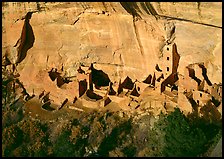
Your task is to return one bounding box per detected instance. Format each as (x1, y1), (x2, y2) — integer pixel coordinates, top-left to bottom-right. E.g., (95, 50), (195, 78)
(2, 2), (222, 107)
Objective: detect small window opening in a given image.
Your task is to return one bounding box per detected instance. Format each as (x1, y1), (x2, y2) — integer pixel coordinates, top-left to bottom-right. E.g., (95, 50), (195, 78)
(167, 47), (169, 51)
(200, 93), (202, 97)
(197, 100), (199, 105)
(167, 67), (169, 72)
(167, 57), (169, 61)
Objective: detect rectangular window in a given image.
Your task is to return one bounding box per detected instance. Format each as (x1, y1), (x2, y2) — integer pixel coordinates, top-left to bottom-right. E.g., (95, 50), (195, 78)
(167, 67), (169, 72)
(200, 93), (202, 97)
(167, 57), (169, 61)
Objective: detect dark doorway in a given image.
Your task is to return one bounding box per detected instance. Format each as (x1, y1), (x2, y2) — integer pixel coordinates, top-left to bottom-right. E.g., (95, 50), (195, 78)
(79, 79), (87, 97)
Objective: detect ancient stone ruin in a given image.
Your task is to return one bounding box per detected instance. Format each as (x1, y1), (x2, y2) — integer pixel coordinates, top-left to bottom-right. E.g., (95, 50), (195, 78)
(2, 2), (222, 118)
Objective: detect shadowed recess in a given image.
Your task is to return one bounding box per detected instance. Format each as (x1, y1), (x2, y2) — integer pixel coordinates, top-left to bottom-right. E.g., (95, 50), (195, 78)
(157, 74), (164, 82)
(42, 92), (50, 103)
(200, 100), (221, 122)
(15, 12), (35, 64)
(73, 96), (78, 104)
(171, 84), (178, 91)
(42, 101), (55, 111)
(172, 43), (180, 74)
(145, 2), (158, 16)
(79, 79), (87, 97)
(86, 89), (103, 101)
(117, 79), (123, 95)
(130, 84), (140, 97)
(151, 73), (156, 87)
(143, 74), (152, 84)
(108, 82), (116, 95)
(211, 96), (221, 107)
(104, 97), (112, 106)
(89, 63), (111, 89)
(58, 98), (68, 110)
(39, 90), (45, 99)
(48, 68), (60, 81)
(77, 66), (85, 74)
(120, 2), (141, 18)
(187, 67), (201, 86)
(121, 76), (134, 90)
(54, 73), (72, 88)
(185, 91), (198, 111)
(161, 73), (179, 93)
(198, 64), (212, 86)
(155, 64), (162, 72)
(56, 76), (65, 88)
(140, 2), (151, 15)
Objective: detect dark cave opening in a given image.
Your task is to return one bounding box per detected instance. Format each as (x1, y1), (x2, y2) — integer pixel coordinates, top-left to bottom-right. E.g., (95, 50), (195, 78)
(89, 63), (111, 89)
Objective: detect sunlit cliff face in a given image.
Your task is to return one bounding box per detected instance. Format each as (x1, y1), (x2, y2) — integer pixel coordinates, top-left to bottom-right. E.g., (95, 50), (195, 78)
(2, 2), (222, 115)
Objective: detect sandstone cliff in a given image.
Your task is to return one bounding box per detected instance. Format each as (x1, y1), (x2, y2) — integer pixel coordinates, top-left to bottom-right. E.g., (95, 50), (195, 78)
(2, 2), (222, 112)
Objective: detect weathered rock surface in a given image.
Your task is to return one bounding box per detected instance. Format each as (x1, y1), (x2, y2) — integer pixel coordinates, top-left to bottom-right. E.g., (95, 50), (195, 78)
(2, 2), (222, 157)
(2, 2), (222, 113)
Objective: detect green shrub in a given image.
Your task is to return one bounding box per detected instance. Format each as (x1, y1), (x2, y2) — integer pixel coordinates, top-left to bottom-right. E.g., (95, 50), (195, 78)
(163, 108), (207, 156)
(151, 108), (222, 157)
